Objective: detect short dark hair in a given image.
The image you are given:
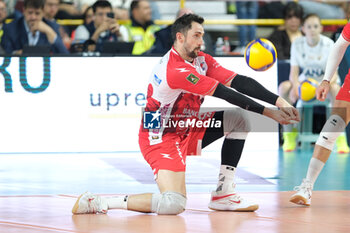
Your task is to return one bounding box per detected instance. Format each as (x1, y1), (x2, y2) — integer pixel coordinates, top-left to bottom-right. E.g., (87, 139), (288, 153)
(130, 0), (139, 12)
(302, 13), (321, 26)
(283, 2), (303, 20)
(24, 0), (45, 9)
(92, 0), (112, 13)
(171, 13), (204, 42)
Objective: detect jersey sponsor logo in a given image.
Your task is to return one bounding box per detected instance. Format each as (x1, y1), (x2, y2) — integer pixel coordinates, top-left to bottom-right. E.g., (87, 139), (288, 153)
(153, 74), (162, 86)
(143, 111), (161, 129)
(183, 108), (198, 117)
(213, 62), (221, 69)
(200, 61), (207, 71)
(186, 73), (200, 85)
(160, 153), (173, 159)
(176, 68), (190, 73)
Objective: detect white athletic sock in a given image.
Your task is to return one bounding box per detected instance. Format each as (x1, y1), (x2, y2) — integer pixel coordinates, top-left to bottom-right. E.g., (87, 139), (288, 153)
(106, 195), (128, 210)
(216, 165), (236, 193)
(306, 157), (325, 186)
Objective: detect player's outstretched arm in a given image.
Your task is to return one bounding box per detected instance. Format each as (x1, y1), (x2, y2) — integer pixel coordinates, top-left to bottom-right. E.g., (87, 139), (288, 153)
(230, 74), (300, 122)
(316, 35), (350, 101)
(230, 74), (279, 105)
(212, 83), (294, 125)
(323, 36), (349, 83)
(275, 96), (300, 123)
(263, 107), (295, 125)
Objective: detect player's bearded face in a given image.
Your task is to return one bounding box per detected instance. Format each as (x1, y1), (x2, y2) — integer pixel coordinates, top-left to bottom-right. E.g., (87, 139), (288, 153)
(183, 23), (204, 59)
(183, 38), (199, 59)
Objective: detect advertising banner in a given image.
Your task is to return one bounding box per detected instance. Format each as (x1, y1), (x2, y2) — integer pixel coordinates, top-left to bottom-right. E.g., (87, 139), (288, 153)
(0, 56), (277, 153)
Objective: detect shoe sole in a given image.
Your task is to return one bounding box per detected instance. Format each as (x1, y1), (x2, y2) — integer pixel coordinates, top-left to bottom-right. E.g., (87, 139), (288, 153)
(208, 204), (259, 212)
(289, 195), (310, 206)
(72, 193), (85, 214)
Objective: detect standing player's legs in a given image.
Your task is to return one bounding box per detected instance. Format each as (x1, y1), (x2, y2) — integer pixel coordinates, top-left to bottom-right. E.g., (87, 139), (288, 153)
(278, 80), (298, 152)
(72, 143), (187, 215)
(330, 83), (350, 153)
(200, 109), (258, 211)
(290, 99), (350, 206)
(329, 83), (341, 102)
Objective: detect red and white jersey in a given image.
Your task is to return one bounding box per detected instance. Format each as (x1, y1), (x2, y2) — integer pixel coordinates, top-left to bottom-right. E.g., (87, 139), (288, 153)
(139, 47), (236, 146)
(342, 22), (350, 42)
(341, 23), (350, 80)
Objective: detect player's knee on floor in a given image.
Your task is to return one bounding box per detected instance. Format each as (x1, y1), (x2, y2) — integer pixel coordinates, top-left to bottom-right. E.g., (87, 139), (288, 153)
(223, 109), (251, 140)
(316, 114), (345, 150)
(151, 191), (186, 215)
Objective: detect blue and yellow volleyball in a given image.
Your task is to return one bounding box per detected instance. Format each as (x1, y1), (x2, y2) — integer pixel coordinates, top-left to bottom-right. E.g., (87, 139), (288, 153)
(298, 78), (319, 102)
(244, 38), (277, 71)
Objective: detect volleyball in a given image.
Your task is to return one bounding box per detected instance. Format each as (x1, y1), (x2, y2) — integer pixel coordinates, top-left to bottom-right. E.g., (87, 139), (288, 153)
(298, 78), (319, 102)
(244, 38), (277, 71)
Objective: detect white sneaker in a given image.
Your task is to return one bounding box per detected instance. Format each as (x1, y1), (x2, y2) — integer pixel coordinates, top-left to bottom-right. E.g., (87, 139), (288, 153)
(289, 179), (313, 206)
(208, 191), (259, 212)
(72, 191), (108, 214)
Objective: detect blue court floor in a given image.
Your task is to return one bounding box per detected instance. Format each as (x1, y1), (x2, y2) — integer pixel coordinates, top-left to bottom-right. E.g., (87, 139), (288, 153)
(0, 147), (349, 196)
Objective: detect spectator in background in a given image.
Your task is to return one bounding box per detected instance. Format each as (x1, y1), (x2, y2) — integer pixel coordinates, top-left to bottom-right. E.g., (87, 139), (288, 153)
(233, 1), (258, 54)
(73, 0), (128, 52)
(56, 0), (82, 19)
(0, 0), (7, 54)
(43, 0), (72, 49)
(113, 0), (132, 19)
(4, 0), (14, 15)
(125, 0), (160, 55)
(299, 1), (346, 19)
(75, 0), (132, 19)
(74, 0), (96, 16)
(0, 0), (7, 42)
(149, 0), (160, 20)
(71, 6), (92, 39)
(258, 1), (285, 19)
(69, 5), (92, 52)
(4, 0), (22, 19)
(279, 14), (349, 153)
(44, 0), (59, 22)
(83, 5), (93, 24)
(1, 0), (68, 54)
(13, 0), (24, 13)
(268, 2), (303, 60)
(149, 8), (214, 56)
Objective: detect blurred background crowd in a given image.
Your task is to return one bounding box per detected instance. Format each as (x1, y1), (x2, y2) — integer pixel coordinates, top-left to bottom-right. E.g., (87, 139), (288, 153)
(0, 0), (349, 56)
